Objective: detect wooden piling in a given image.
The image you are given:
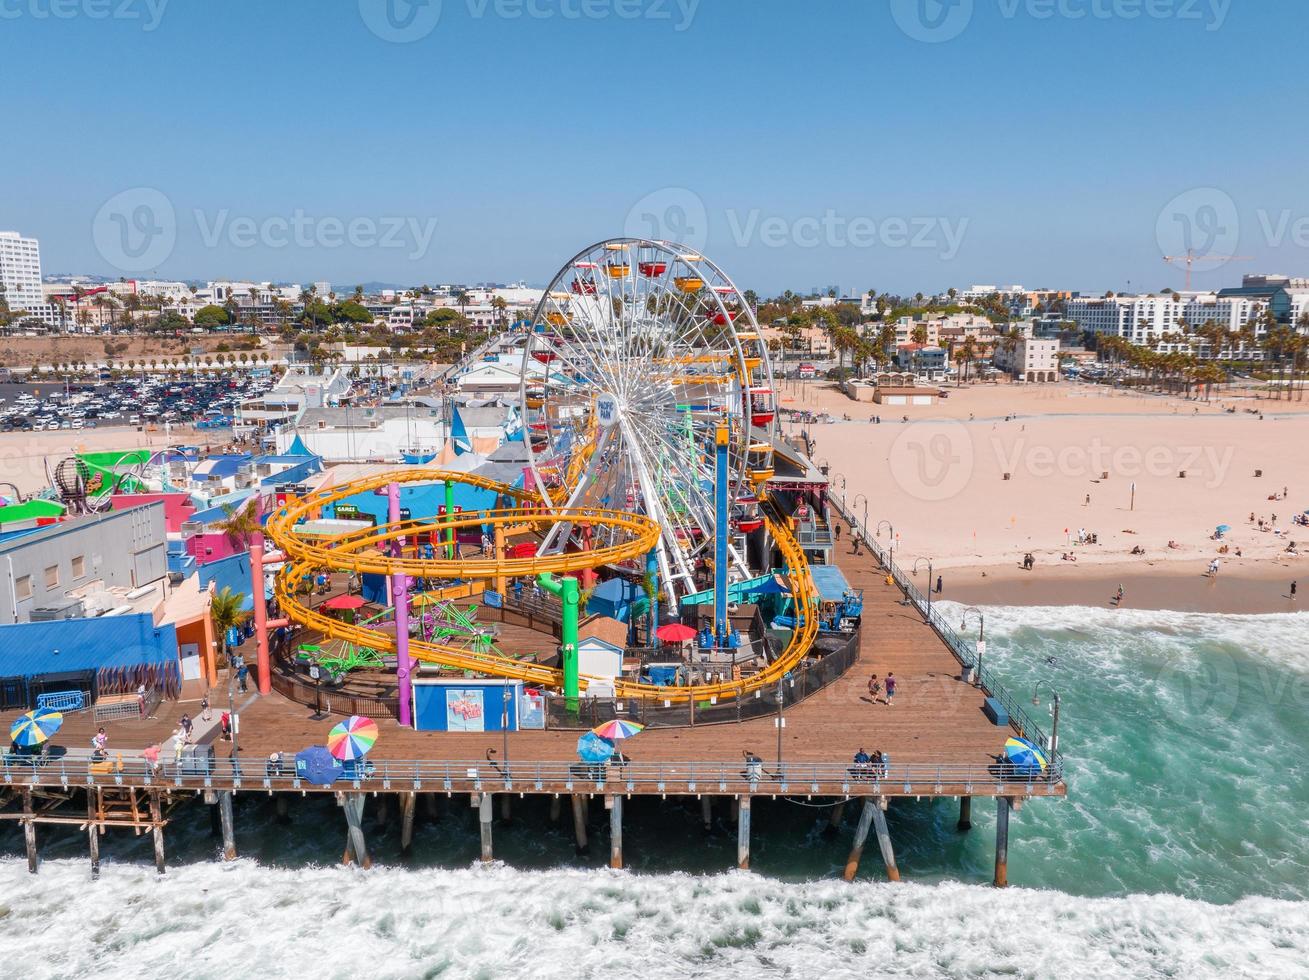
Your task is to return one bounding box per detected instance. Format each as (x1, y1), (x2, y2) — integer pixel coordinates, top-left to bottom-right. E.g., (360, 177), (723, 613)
(609, 796), (623, 870)
(479, 793), (494, 862)
(843, 798), (875, 881)
(869, 799), (900, 882)
(736, 796), (751, 870)
(549, 795), (562, 823)
(342, 795), (372, 869)
(499, 793), (512, 824)
(828, 801), (847, 831)
(701, 796), (713, 831)
(421, 792), (439, 820)
(219, 790), (237, 861)
(994, 796), (1010, 888)
(400, 792), (416, 856)
(87, 791), (100, 880)
(22, 789), (37, 874)
(150, 791), (166, 874)
(571, 794), (589, 855)
(957, 795), (972, 832)
(275, 794), (291, 825)
(374, 794), (390, 828)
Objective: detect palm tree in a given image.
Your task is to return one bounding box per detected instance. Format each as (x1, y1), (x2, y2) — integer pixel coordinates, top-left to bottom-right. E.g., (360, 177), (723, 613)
(218, 500), (261, 551)
(209, 585), (249, 753)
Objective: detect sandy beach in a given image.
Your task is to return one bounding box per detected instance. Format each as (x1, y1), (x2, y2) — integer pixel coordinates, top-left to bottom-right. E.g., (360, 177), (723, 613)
(804, 381), (1309, 611)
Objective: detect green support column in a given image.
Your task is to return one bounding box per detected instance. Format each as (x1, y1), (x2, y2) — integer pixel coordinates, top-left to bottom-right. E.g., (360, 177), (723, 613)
(538, 572), (580, 703)
(444, 479), (456, 559)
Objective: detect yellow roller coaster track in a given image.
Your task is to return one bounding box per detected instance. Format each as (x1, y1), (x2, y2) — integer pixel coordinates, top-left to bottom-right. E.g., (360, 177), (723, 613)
(264, 469), (820, 703)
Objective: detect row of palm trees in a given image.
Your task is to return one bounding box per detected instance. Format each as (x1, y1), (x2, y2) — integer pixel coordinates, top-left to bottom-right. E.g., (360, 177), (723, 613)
(36, 351), (275, 377)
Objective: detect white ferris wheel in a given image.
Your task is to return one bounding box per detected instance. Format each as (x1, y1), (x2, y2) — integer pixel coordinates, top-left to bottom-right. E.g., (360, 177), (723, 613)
(520, 238), (778, 605)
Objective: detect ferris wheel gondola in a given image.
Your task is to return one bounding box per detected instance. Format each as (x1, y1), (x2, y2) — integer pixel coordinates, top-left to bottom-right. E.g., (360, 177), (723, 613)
(520, 238), (778, 605)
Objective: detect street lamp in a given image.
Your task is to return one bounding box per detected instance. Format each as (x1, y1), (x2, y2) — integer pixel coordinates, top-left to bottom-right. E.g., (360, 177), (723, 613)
(876, 520), (895, 569)
(960, 607), (985, 688)
(912, 557), (934, 621)
(832, 473), (847, 512)
(1032, 682), (1061, 761)
(852, 493), (869, 538)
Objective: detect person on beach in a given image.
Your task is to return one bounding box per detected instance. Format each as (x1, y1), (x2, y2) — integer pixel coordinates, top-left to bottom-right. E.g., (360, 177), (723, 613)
(935, 575), (943, 595)
(1115, 585), (1125, 605)
(1292, 581), (1298, 600)
(885, 673), (897, 706)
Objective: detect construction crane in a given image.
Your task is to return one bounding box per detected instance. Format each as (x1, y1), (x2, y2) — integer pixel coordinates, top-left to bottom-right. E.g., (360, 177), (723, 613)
(1163, 249), (1253, 291)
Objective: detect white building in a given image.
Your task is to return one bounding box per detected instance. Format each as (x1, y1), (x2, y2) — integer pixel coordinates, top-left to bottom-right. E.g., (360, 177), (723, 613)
(0, 231), (44, 313)
(993, 337), (1061, 383)
(1065, 292), (1278, 356)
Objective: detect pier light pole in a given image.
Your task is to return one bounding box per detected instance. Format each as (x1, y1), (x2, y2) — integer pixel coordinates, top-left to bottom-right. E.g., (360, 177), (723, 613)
(816, 458), (830, 476)
(912, 557), (934, 622)
(876, 520), (895, 570)
(853, 493), (869, 539)
(833, 473), (847, 513)
(1032, 682), (1061, 761)
(960, 607), (985, 688)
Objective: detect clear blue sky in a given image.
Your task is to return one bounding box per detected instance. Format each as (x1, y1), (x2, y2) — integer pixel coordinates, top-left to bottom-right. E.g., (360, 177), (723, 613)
(2, 0), (1305, 295)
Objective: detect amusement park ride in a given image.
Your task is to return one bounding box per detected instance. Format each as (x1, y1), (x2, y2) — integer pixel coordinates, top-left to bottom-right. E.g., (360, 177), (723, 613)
(260, 240), (823, 722)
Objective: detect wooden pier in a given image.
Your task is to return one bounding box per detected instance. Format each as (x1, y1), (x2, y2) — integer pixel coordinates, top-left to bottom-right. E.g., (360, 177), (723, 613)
(0, 544), (1065, 885)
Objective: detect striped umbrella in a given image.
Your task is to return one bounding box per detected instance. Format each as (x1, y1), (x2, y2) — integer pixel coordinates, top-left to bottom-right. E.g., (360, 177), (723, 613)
(591, 719), (645, 741)
(10, 708), (63, 747)
(326, 715), (379, 761)
(1003, 736), (1048, 776)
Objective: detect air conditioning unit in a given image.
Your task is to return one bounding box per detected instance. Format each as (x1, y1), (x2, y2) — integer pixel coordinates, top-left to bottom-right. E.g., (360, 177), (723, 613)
(29, 598), (85, 622)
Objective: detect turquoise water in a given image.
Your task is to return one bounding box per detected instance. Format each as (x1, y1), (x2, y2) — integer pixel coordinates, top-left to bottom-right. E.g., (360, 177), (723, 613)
(2, 605), (1307, 977)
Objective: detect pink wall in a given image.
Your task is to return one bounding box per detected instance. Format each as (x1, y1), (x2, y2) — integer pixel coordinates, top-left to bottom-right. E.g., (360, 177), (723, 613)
(187, 532), (244, 565)
(111, 493), (197, 534)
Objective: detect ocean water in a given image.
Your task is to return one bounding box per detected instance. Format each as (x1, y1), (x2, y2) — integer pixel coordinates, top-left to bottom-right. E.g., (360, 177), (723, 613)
(2, 605), (1307, 978)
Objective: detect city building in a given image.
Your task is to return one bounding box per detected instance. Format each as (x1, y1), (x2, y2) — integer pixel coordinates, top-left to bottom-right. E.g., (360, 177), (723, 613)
(0, 231), (43, 313)
(894, 343), (949, 381)
(992, 337), (1062, 383)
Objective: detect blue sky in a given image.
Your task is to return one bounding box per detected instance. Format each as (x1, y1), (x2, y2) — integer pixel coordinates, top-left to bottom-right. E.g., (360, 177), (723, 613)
(2, 0), (1305, 295)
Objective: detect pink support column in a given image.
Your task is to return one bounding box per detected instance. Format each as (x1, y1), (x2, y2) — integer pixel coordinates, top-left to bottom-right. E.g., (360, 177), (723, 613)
(251, 492), (272, 695)
(388, 483), (415, 727)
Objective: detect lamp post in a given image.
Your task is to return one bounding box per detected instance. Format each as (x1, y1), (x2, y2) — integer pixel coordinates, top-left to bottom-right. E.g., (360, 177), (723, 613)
(1032, 682), (1061, 761)
(775, 676), (787, 770)
(852, 493), (869, 539)
(502, 684), (512, 770)
(912, 557), (934, 622)
(960, 607), (985, 688)
(876, 520), (895, 570)
(833, 473), (847, 513)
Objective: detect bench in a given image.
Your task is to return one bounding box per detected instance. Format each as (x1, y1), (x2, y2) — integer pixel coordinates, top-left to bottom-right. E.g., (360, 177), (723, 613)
(982, 697), (1009, 727)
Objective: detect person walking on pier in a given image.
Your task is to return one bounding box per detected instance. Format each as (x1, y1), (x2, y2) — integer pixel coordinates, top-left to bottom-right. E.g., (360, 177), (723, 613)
(867, 673), (882, 703)
(237, 661), (249, 694)
(885, 673), (897, 707)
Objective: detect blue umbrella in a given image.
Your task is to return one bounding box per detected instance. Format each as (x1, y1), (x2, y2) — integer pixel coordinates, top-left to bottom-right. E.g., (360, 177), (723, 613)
(10, 708), (62, 747)
(294, 745), (344, 785)
(1003, 737), (1049, 777)
(576, 732), (615, 764)
(1216, 524), (1232, 534)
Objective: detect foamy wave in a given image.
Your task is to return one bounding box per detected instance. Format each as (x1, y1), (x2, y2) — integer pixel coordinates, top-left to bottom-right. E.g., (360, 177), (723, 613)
(0, 861), (1305, 980)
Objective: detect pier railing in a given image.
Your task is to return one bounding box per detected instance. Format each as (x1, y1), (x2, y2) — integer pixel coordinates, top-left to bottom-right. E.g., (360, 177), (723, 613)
(828, 497), (1054, 757)
(1, 752), (1065, 797)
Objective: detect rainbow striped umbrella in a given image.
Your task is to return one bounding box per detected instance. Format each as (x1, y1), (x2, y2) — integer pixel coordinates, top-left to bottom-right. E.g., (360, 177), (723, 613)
(590, 719), (645, 741)
(10, 708), (63, 747)
(327, 715), (379, 761)
(1003, 736), (1048, 776)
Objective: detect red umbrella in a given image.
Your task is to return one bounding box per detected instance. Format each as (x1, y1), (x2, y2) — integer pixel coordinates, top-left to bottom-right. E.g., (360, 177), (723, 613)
(656, 623), (697, 643)
(322, 594), (365, 611)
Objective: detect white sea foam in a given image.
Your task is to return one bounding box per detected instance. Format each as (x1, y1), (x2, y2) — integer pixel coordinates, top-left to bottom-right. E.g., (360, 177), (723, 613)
(0, 860), (1305, 980)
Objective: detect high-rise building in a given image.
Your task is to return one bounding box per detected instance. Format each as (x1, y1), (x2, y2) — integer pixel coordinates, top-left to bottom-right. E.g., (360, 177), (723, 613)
(0, 231), (43, 313)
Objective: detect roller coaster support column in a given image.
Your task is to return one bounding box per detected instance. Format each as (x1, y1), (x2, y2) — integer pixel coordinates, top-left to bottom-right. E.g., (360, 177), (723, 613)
(390, 482), (415, 728)
(647, 549), (659, 634)
(444, 479), (456, 559)
(493, 524), (507, 596)
(714, 423), (731, 646)
(537, 572), (580, 704)
(250, 491), (272, 696)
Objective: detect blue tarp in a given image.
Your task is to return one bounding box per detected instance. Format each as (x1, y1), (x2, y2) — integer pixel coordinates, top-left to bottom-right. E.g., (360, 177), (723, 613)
(0, 613), (177, 678)
(450, 406), (472, 455)
(197, 553), (268, 610)
(588, 578), (643, 623)
(810, 565), (853, 603)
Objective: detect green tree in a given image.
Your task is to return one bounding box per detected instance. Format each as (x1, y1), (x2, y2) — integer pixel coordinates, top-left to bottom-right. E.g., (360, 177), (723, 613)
(194, 305), (231, 330)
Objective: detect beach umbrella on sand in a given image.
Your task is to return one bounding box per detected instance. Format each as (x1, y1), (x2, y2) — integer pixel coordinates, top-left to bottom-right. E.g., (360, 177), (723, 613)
(656, 623), (697, 643)
(1003, 736), (1048, 776)
(591, 719), (645, 741)
(327, 715), (379, 761)
(9, 708), (62, 747)
(294, 745), (344, 785)
(577, 732), (615, 764)
(1216, 524), (1232, 534)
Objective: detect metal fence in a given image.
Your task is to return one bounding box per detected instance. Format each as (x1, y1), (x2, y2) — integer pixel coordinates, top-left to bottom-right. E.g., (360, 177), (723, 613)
(828, 496), (1054, 757)
(0, 751), (1065, 795)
